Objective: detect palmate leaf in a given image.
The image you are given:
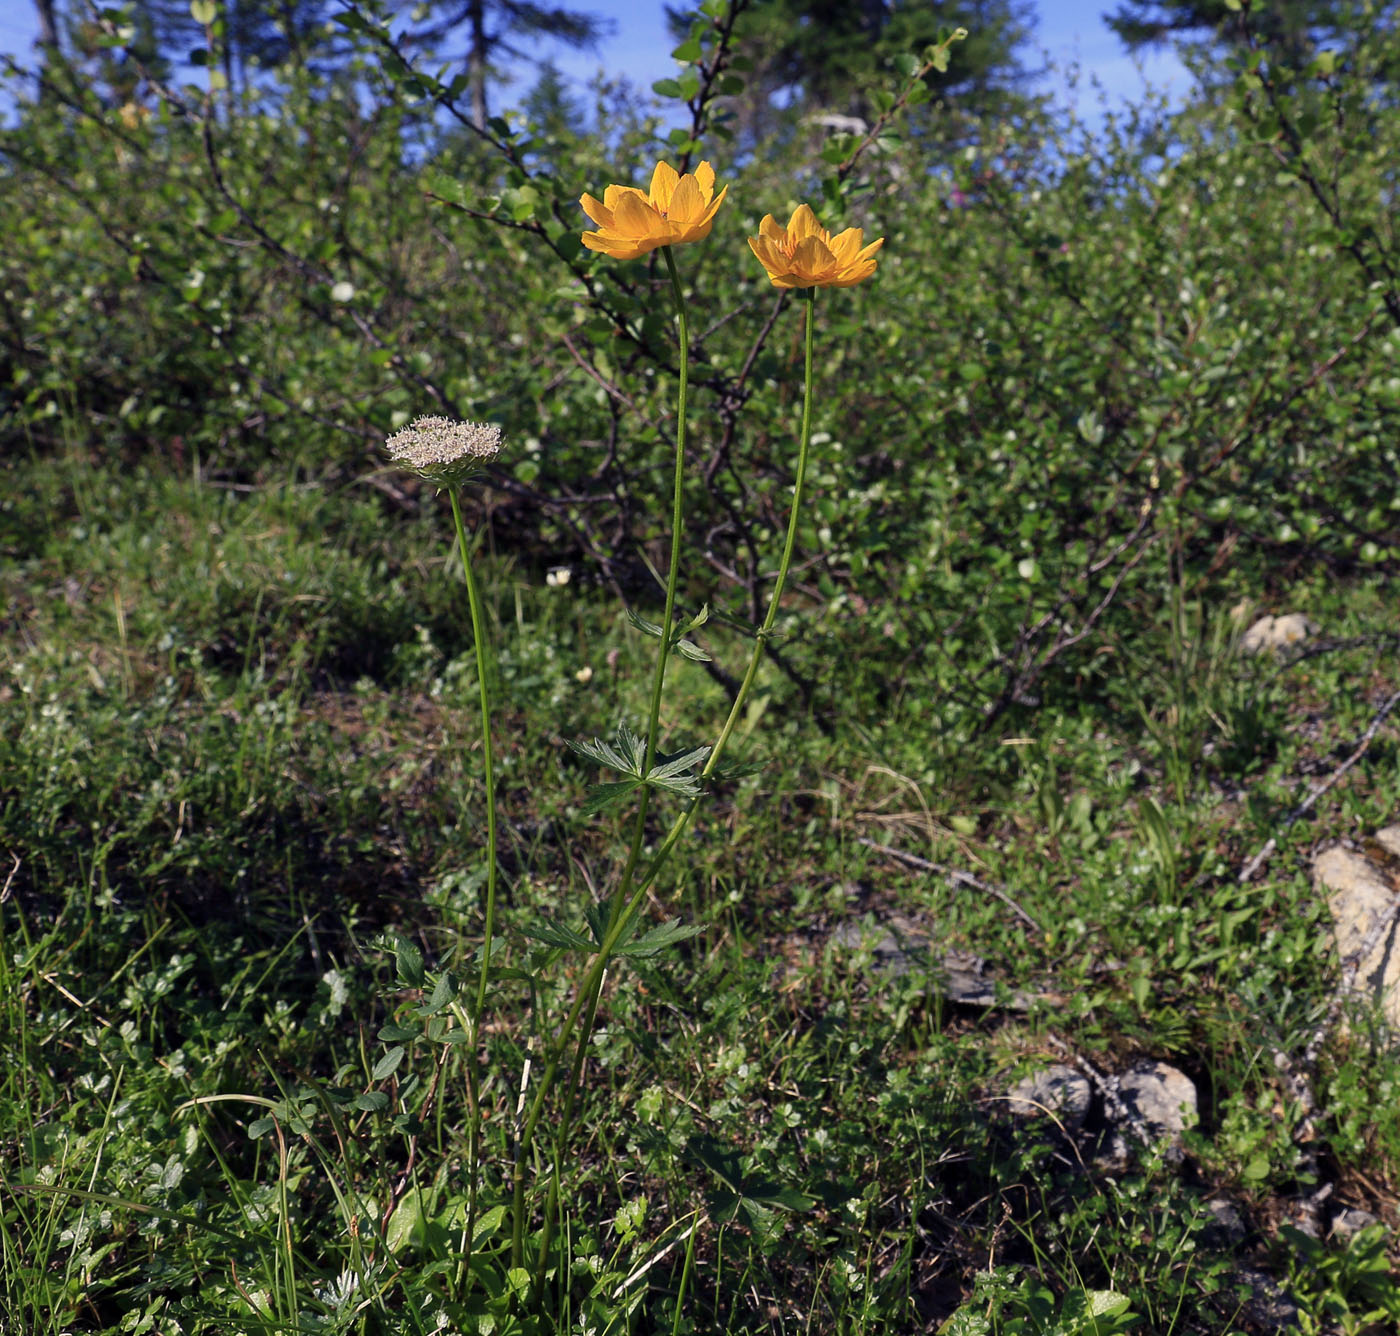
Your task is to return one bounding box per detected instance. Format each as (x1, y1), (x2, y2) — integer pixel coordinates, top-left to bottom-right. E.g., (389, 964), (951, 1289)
(673, 638), (712, 662)
(582, 899), (613, 948)
(626, 608), (665, 640)
(625, 606), (712, 661)
(568, 725), (645, 775)
(569, 727), (711, 808)
(579, 779), (643, 815)
(570, 904), (703, 959)
(684, 1133), (814, 1225)
(647, 744), (711, 797)
(616, 916), (706, 958)
(626, 608), (663, 637)
(520, 918), (594, 951)
(381, 932), (425, 989)
(413, 970), (457, 1018)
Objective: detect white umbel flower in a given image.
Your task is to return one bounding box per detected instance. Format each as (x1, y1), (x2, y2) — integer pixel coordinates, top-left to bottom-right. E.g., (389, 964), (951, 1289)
(386, 415), (502, 485)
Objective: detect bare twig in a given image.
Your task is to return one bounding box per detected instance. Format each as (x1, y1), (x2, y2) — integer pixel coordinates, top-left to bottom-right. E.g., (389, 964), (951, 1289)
(1045, 1035), (1155, 1151)
(856, 836), (1042, 934)
(0, 852), (19, 904)
(1239, 687), (1400, 883)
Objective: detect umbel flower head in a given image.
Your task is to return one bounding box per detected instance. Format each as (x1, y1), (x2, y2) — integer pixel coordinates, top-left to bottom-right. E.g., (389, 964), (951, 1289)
(385, 416), (502, 486)
(580, 160), (728, 261)
(748, 204), (884, 289)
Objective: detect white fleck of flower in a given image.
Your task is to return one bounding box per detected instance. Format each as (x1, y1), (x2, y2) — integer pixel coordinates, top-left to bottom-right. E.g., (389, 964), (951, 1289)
(330, 281), (356, 302)
(575, 665), (593, 684)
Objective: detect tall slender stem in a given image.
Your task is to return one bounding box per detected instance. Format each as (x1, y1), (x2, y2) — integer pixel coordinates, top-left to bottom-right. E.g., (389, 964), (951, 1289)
(631, 286), (820, 896)
(511, 290), (822, 1280)
(512, 246), (693, 1276)
(703, 287), (816, 775)
(448, 487), (499, 1283)
(642, 245), (691, 777)
(607, 245), (692, 927)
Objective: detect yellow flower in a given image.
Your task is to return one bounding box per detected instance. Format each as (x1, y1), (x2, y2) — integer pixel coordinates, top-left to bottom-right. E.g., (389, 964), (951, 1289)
(580, 160), (728, 260)
(748, 204), (884, 289)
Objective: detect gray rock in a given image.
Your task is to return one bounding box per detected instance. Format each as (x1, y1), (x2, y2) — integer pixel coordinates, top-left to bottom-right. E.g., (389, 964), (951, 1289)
(1092, 1130), (1131, 1176)
(1004, 1064), (1093, 1132)
(827, 916), (1057, 1010)
(1314, 845), (1400, 1033)
(1229, 1267), (1300, 1331)
(1203, 1196), (1248, 1247)
(1329, 1207), (1380, 1242)
(1117, 1059), (1197, 1147)
(1289, 1209), (1322, 1240)
(1241, 613), (1316, 655)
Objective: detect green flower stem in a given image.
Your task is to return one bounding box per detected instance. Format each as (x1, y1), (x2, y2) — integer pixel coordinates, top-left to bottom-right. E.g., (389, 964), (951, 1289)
(701, 287), (817, 777)
(448, 487), (500, 1281)
(510, 245), (693, 1276)
(640, 246), (690, 778)
(634, 286), (819, 895)
(600, 245), (691, 935)
(510, 289), (821, 1285)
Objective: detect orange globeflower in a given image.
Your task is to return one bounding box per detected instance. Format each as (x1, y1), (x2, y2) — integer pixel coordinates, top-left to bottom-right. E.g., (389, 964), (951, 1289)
(580, 160), (728, 261)
(748, 204), (884, 289)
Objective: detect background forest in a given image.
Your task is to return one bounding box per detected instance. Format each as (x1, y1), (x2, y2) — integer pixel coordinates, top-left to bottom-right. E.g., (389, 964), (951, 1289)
(3, 0), (1400, 1332)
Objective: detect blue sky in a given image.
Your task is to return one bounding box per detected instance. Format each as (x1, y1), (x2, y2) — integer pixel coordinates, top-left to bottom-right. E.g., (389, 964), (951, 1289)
(0, 0), (1194, 121)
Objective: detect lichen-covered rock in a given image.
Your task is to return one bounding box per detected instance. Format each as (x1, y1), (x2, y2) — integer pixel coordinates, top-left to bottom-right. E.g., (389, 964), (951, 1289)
(1373, 824), (1400, 860)
(1314, 844), (1400, 1034)
(1241, 612), (1316, 655)
(1118, 1059), (1197, 1146)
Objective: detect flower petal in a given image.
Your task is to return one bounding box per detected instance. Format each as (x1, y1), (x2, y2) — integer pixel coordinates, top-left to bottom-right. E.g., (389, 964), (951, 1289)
(852, 237), (885, 266)
(612, 190), (662, 238)
(758, 213), (785, 243)
(698, 183), (728, 227)
(792, 235), (836, 280)
(787, 204), (824, 244)
(828, 227), (863, 266)
(829, 261), (876, 287)
(581, 161), (725, 258)
(748, 233), (787, 280)
(648, 160), (680, 210)
(668, 173), (705, 226)
(580, 193), (614, 229)
(745, 200), (882, 285)
(582, 230), (646, 259)
(603, 184), (647, 212)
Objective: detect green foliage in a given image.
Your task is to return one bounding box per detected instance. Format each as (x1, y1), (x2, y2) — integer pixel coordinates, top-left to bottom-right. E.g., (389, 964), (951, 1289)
(1104, 0), (1381, 69)
(1280, 1223), (1400, 1334)
(569, 725), (711, 811)
(941, 1271), (1136, 1335)
(687, 0), (1034, 134)
(4, 4), (1400, 1333)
